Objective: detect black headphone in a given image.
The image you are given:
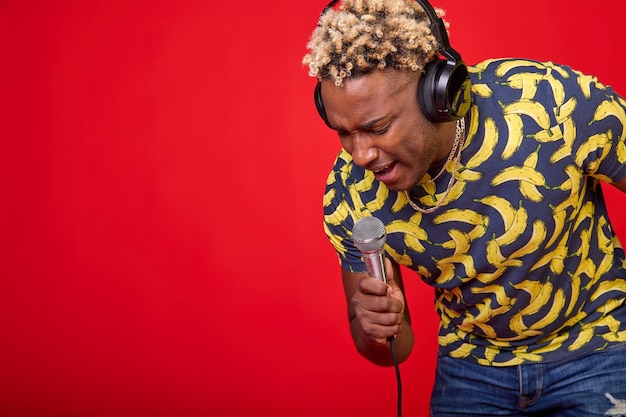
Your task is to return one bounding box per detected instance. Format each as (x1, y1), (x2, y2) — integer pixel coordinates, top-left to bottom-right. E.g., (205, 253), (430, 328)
(313, 0), (471, 124)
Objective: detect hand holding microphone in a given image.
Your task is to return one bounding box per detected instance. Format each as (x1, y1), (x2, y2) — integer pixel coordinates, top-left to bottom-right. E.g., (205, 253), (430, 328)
(351, 217), (406, 344)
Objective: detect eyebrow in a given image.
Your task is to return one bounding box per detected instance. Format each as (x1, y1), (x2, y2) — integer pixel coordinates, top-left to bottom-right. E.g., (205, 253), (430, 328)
(332, 116), (388, 134)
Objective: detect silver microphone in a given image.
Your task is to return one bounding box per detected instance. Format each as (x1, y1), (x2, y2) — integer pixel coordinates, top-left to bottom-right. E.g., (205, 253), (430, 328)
(352, 217), (388, 283)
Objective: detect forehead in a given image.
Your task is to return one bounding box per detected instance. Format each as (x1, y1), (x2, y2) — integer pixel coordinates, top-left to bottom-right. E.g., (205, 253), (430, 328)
(321, 70), (418, 127)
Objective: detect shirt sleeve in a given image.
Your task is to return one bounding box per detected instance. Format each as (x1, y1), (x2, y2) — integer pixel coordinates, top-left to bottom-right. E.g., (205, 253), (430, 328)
(322, 150), (368, 273)
(558, 65), (626, 183)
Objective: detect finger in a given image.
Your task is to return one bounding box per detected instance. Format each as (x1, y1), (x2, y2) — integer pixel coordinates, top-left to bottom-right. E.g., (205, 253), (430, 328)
(358, 275), (389, 296)
(384, 257), (395, 285)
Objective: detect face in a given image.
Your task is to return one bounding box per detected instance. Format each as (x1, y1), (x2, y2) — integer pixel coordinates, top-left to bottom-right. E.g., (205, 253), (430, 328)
(321, 70), (453, 192)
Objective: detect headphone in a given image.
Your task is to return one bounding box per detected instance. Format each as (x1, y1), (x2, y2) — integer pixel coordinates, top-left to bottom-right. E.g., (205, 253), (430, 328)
(313, 0), (471, 124)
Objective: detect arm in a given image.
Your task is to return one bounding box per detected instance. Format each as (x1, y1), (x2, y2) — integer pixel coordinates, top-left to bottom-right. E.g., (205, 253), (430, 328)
(341, 259), (414, 366)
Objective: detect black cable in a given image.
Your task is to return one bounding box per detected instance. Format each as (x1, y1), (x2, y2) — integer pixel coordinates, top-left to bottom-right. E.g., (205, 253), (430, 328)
(389, 338), (402, 417)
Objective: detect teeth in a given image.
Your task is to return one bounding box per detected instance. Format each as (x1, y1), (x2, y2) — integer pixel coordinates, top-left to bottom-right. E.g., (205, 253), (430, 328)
(373, 163), (391, 173)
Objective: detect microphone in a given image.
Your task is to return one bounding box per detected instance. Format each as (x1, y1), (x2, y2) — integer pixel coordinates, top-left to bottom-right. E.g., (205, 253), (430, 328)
(352, 216), (388, 283)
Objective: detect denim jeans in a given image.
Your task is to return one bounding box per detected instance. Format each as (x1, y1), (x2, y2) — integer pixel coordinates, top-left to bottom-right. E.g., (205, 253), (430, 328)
(430, 343), (626, 416)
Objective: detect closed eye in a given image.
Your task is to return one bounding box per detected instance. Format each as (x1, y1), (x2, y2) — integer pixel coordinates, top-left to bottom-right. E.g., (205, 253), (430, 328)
(371, 122), (392, 135)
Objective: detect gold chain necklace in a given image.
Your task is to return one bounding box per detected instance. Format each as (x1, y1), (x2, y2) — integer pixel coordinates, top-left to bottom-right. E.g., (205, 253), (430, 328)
(403, 118), (466, 214)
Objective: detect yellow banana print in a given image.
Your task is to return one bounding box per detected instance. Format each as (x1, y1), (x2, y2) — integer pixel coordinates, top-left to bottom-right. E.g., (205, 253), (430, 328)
(459, 312), (497, 339)
(365, 183), (389, 212)
(545, 68), (566, 106)
(468, 58), (501, 78)
(495, 59), (545, 78)
(572, 201), (595, 231)
(550, 118), (577, 164)
(512, 349), (543, 362)
(491, 165), (547, 190)
(502, 99), (551, 130)
(501, 113), (524, 160)
(542, 61), (571, 78)
(470, 284), (516, 307)
(475, 267), (507, 284)
(486, 237), (524, 269)
(455, 168), (482, 182)
(617, 137), (626, 164)
(509, 219), (547, 258)
(590, 99), (626, 162)
(448, 343), (475, 359)
(387, 213), (429, 253)
(555, 96), (578, 124)
(565, 273), (581, 317)
(475, 195), (517, 230)
(531, 332), (569, 355)
(438, 332), (462, 346)
(439, 228), (472, 254)
(590, 279), (626, 302)
(433, 208), (489, 228)
(519, 145), (544, 202)
(348, 184), (368, 215)
(477, 346), (500, 366)
(574, 130), (613, 169)
(502, 72), (542, 100)
(404, 233), (427, 254)
(509, 312), (543, 338)
(323, 188), (336, 207)
(435, 253), (476, 283)
(385, 246), (413, 267)
(602, 316), (621, 336)
(496, 201), (528, 247)
(511, 279), (543, 302)
(464, 117), (499, 169)
(324, 200), (350, 226)
(531, 233), (568, 274)
(433, 176), (467, 205)
(391, 191), (408, 213)
(517, 279), (554, 317)
(545, 208), (567, 249)
(530, 288), (567, 330)
(531, 125), (563, 143)
(473, 83), (493, 98)
(353, 169), (375, 192)
(597, 216), (615, 255)
(589, 98), (626, 127)
(572, 68), (598, 99)
(551, 164), (584, 216)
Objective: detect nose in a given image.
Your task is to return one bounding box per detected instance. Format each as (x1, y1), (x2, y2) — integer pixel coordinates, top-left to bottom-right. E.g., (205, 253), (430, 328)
(350, 134), (377, 168)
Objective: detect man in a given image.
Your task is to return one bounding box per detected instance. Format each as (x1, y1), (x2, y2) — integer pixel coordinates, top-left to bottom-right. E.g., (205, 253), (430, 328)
(303, 0), (626, 415)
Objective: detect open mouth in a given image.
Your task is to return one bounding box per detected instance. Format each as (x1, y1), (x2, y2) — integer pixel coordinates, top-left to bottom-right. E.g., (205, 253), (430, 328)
(371, 161), (397, 184)
(372, 162), (395, 175)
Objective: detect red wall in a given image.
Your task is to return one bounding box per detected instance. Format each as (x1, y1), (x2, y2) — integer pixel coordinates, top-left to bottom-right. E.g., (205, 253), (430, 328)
(1, 1), (625, 416)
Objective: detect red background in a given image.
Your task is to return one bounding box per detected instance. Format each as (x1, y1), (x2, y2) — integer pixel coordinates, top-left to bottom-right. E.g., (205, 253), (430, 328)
(1, 1), (625, 416)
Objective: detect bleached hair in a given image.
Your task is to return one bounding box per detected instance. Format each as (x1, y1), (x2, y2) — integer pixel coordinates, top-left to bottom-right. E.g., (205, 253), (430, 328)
(302, 0), (448, 86)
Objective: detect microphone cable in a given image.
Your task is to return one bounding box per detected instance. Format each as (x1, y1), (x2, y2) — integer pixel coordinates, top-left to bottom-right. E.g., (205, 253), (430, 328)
(389, 338), (403, 417)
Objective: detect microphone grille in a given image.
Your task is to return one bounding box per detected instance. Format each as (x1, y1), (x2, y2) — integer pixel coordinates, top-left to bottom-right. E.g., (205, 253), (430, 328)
(352, 216), (386, 253)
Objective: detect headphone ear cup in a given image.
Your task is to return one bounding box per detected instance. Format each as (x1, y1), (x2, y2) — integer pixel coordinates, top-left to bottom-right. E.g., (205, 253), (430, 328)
(417, 59), (444, 122)
(314, 81), (331, 127)
(418, 58), (471, 123)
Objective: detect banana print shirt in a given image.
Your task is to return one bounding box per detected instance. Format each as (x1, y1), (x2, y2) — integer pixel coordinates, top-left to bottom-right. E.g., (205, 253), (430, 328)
(323, 58), (626, 366)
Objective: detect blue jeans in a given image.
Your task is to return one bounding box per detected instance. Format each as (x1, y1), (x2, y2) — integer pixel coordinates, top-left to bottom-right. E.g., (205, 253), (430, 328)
(430, 343), (626, 416)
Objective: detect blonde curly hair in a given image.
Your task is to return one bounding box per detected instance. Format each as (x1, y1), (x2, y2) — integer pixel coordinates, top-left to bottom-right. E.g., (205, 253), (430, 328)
(302, 0), (448, 86)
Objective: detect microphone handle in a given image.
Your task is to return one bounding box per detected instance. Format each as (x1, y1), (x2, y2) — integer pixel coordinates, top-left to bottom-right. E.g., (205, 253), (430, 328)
(362, 251), (387, 283)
